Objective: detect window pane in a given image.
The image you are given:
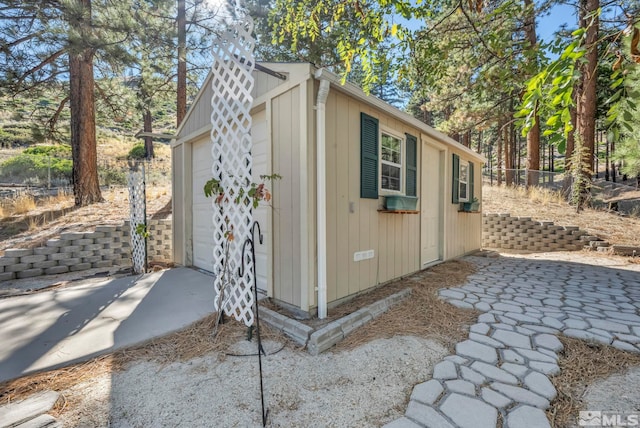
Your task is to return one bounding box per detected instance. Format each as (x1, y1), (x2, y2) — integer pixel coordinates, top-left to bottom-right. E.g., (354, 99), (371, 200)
(382, 163), (401, 191)
(460, 164), (468, 182)
(460, 183), (468, 200)
(382, 134), (401, 164)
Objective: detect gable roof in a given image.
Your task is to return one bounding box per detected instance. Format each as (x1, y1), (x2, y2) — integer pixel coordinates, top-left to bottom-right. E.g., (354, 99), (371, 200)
(175, 61), (486, 164)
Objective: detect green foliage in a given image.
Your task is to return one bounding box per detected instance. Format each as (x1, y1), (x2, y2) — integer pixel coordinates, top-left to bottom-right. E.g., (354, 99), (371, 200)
(270, 0), (415, 92)
(99, 168), (127, 186)
(135, 223), (150, 239)
(204, 174), (282, 210)
(23, 145), (71, 157)
(128, 144), (148, 160)
(0, 123), (35, 147)
(607, 24), (640, 178)
(0, 151), (72, 183)
(407, 0), (536, 136)
(516, 27), (589, 153)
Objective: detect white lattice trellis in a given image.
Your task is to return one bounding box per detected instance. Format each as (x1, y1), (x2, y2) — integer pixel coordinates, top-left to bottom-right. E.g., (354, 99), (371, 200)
(128, 165), (147, 275)
(211, 1), (256, 326)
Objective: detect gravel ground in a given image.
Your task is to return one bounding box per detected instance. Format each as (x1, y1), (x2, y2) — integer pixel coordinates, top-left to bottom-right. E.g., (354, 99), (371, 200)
(57, 336), (448, 427)
(582, 367), (640, 415)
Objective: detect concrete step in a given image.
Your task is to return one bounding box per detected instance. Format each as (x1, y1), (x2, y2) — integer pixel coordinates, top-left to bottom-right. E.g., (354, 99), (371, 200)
(0, 391), (60, 428)
(15, 415), (62, 428)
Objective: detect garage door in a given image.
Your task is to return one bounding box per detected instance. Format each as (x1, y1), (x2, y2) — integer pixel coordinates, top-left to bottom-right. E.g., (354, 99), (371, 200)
(191, 110), (271, 295)
(192, 136), (215, 273)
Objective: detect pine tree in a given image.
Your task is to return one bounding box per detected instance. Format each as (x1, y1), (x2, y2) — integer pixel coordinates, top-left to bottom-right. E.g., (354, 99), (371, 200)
(0, 1), (137, 205)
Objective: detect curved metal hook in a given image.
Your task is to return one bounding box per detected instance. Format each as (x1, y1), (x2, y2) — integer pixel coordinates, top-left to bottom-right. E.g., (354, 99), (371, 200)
(238, 238), (254, 277)
(238, 221), (262, 277)
(250, 221), (263, 245)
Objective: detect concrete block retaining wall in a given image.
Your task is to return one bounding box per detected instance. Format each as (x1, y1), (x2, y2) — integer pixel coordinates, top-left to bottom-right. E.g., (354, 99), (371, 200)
(482, 213), (586, 252)
(0, 219), (172, 282)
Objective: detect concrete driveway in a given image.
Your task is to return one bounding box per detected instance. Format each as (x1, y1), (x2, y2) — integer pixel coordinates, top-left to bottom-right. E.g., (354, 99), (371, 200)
(0, 267), (215, 384)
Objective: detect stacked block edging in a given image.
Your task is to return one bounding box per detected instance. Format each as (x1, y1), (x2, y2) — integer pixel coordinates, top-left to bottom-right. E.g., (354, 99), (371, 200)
(0, 219), (172, 282)
(482, 213), (586, 252)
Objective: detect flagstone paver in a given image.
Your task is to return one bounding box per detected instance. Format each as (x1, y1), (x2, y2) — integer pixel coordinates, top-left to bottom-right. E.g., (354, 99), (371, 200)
(384, 255), (640, 428)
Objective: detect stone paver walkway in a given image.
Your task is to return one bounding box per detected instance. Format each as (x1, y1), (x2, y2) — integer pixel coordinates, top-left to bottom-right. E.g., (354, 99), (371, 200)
(385, 255), (640, 428)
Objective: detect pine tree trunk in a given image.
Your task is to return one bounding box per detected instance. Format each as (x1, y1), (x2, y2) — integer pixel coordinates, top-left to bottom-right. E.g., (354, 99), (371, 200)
(566, 105), (576, 168)
(462, 130), (471, 148)
(576, 0), (598, 173)
(68, 0), (102, 207)
(524, 0), (540, 188)
(143, 109), (154, 159)
(505, 124), (515, 185)
(177, 0), (187, 126)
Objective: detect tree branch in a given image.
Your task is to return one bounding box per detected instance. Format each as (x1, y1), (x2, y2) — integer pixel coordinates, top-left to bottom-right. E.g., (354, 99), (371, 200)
(15, 49), (65, 87)
(458, 1), (504, 60)
(2, 31), (44, 50)
(417, 1), (461, 40)
(48, 96), (70, 133)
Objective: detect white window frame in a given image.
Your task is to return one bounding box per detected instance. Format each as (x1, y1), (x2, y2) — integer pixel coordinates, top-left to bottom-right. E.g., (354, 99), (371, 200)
(379, 129), (404, 195)
(459, 161), (469, 202)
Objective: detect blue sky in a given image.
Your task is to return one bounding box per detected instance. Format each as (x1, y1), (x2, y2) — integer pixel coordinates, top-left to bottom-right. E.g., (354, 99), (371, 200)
(537, 3), (577, 43)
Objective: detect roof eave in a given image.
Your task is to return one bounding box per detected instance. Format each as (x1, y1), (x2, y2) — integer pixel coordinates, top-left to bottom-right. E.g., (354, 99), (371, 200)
(313, 68), (487, 164)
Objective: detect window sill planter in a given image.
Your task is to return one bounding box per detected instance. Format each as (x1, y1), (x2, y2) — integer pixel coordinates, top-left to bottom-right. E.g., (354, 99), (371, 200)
(460, 201), (480, 212)
(385, 195), (418, 211)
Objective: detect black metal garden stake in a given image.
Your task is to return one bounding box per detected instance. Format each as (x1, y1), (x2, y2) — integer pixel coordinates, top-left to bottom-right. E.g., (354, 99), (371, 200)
(239, 221), (268, 427)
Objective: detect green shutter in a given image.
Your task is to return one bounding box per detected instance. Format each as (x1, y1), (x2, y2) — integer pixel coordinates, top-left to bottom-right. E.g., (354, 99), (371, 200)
(452, 153), (460, 203)
(405, 133), (417, 197)
(469, 161), (475, 201)
(360, 113), (379, 199)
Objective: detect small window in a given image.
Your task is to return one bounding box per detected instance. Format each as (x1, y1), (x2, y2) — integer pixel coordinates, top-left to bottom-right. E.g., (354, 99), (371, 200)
(452, 154), (474, 204)
(459, 162), (469, 202)
(381, 133), (402, 192)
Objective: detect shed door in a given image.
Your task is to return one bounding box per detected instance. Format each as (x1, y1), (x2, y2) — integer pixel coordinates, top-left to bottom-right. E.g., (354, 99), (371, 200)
(421, 142), (444, 265)
(191, 112), (271, 296)
(192, 137), (215, 272)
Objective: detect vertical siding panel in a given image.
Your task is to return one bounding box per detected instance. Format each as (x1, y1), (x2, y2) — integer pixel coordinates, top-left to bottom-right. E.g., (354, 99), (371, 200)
(278, 90), (293, 305)
(281, 94), (293, 304)
(291, 88), (302, 307)
(377, 213), (387, 283)
(403, 214), (410, 274)
(325, 92), (339, 303)
(358, 200), (371, 292)
(271, 97), (282, 302)
(388, 217), (395, 282)
(335, 95), (351, 299)
(394, 218), (402, 279)
(347, 99), (361, 297)
(368, 203), (378, 286)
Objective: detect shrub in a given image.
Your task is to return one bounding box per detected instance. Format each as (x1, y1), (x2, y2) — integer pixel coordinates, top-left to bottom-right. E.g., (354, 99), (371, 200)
(128, 143), (147, 159)
(0, 151), (72, 183)
(23, 144), (71, 157)
(99, 168), (127, 186)
(0, 124), (33, 147)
